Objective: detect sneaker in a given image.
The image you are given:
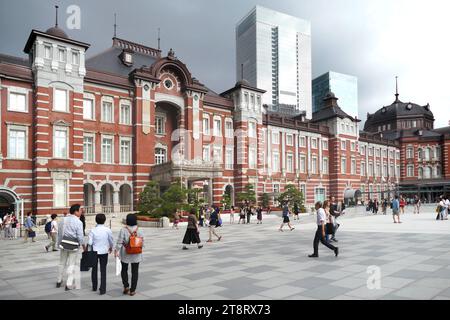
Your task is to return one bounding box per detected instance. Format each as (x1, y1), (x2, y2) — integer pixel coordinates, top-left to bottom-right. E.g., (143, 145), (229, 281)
(206, 240), (213, 243)
(123, 288), (130, 295)
(218, 236), (222, 241)
(182, 247), (188, 250)
(308, 254), (319, 258)
(56, 282), (62, 288)
(198, 245), (203, 249)
(290, 227), (295, 231)
(334, 247), (339, 257)
(65, 286), (71, 291)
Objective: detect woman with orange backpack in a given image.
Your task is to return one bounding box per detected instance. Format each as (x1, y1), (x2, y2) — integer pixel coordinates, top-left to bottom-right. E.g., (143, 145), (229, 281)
(115, 214), (144, 296)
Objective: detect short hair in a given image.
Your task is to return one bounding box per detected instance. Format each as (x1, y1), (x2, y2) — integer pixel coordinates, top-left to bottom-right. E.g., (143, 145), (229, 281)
(126, 214), (138, 226)
(315, 201), (323, 210)
(323, 200), (330, 209)
(27, 212), (32, 216)
(70, 204), (81, 215)
(190, 208), (197, 215)
(51, 214), (57, 220)
(95, 214), (106, 224)
(395, 195), (399, 199)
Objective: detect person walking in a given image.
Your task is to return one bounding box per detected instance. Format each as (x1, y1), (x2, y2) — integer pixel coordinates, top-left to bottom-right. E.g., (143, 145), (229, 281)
(173, 211), (181, 230)
(329, 197), (341, 243)
(198, 207), (205, 227)
(79, 213), (86, 236)
(399, 196), (406, 215)
(279, 204), (295, 232)
(444, 196), (450, 220)
(309, 201), (339, 258)
(207, 207), (222, 243)
(373, 199), (379, 215)
(229, 206), (235, 224)
(392, 195), (402, 224)
(88, 213), (114, 295)
(204, 207), (211, 227)
(437, 196), (446, 221)
(23, 212), (36, 243)
(45, 214), (58, 252)
(10, 214), (18, 239)
(246, 206), (252, 224)
(256, 206), (263, 224)
(115, 214), (144, 296)
(293, 203), (300, 221)
(413, 195), (421, 214)
(57, 204), (85, 291)
(382, 198), (388, 215)
(182, 208), (203, 250)
(239, 207), (246, 224)
(3, 213), (12, 240)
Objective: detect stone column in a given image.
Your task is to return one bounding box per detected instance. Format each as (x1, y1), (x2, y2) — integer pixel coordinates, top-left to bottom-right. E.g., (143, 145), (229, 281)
(94, 191), (102, 213)
(113, 190), (120, 214)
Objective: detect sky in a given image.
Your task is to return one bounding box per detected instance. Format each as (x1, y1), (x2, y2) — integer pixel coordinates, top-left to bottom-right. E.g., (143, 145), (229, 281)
(0, 0), (449, 128)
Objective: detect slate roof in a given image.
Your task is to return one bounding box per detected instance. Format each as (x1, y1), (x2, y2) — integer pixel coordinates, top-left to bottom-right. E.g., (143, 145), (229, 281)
(0, 53), (30, 67)
(311, 92), (358, 123)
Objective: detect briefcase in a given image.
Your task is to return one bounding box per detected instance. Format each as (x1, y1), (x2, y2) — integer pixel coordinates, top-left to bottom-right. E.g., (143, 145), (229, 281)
(80, 248), (98, 272)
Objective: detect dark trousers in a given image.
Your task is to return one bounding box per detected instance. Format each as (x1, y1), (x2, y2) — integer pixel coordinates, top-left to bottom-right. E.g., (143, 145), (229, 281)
(313, 226), (337, 256)
(246, 214), (251, 224)
(121, 262), (139, 292)
(91, 254), (108, 293)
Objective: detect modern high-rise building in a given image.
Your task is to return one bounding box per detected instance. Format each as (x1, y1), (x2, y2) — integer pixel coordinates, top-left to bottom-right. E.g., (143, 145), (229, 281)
(236, 6), (312, 119)
(312, 71), (358, 118)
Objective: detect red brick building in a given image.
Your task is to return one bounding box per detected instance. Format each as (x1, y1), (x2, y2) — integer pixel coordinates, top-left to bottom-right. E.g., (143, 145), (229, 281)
(0, 25), (448, 218)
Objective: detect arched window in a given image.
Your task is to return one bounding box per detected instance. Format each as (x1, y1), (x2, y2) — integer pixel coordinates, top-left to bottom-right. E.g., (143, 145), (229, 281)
(423, 166), (432, 179)
(435, 166), (441, 178)
(155, 148), (167, 165)
(418, 167), (423, 179)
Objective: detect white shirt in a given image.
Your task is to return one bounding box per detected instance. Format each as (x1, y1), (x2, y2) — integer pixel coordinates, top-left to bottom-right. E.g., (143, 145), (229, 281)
(51, 220), (58, 233)
(317, 208), (326, 226)
(439, 200), (446, 211)
(445, 199), (450, 208)
(88, 224), (114, 255)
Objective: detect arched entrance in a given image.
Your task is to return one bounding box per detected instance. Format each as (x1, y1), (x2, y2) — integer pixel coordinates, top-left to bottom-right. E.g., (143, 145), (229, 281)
(224, 185), (234, 208)
(83, 183), (95, 214)
(344, 189), (362, 206)
(119, 184), (132, 212)
(101, 184), (114, 214)
(0, 187), (19, 217)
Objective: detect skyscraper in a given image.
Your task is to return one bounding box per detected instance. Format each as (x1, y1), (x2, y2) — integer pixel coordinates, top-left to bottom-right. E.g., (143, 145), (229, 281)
(312, 71), (358, 118)
(236, 6), (312, 118)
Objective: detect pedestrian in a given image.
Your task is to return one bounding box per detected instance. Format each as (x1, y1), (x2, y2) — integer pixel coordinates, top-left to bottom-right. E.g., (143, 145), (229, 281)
(229, 206), (235, 224)
(256, 206), (263, 224)
(413, 195), (421, 214)
(293, 203), (300, 220)
(246, 206), (252, 224)
(23, 212), (36, 243)
(88, 213), (114, 295)
(3, 213), (12, 240)
(57, 204), (85, 291)
(437, 196), (446, 221)
(204, 207), (211, 227)
(239, 206), (246, 224)
(329, 197), (341, 243)
(399, 196), (406, 214)
(392, 195), (402, 224)
(445, 195), (450, 220)
(207, 207), (222, 243)
(115, 214), (144, 296)
(45, 214), (58, 252)
(0, 215), (3, 239)
(182, 208), (203, 250)
(173, 210), (181, 230)
(80, 213), (86, 236)
(382, 198), (388, 215)
(10, 213), (18, 239)
(198, 207), (205, 227)
(279, 204), (295, 232)
(309, 201), (339, 258)
(373, 199), (379, 215)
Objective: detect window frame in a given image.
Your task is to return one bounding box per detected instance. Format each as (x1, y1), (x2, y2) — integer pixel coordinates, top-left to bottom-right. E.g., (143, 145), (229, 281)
(101, 135), (114, 164)
(101, 97), (114, 123)
(7, 125), (28, 160)
(53, 126), (69, 159)
(53, 88), (69, 113)
(53, 179), (68, 208)
(119, 100), (132, 126)
(119, 136), (132, 165)
(83, 134), (95, 163)
(7, 88), (28, 113)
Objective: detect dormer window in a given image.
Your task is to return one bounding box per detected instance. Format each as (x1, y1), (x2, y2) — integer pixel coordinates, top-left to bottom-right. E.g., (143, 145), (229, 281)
(120, 49), (133, 66)
(406, 104), (412, 110)
(124, 52), (132, 64)
(58, 48), (66, 62)
(44, 44), (52, 60)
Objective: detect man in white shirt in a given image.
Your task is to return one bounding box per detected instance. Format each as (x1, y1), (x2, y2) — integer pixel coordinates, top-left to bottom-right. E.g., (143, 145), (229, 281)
(438, 196), (446, 220)
(445, 196), (450, 220)
(87, 213), (114, 295)
(309, 201), (339, 258)
(45, 214), (58, 252)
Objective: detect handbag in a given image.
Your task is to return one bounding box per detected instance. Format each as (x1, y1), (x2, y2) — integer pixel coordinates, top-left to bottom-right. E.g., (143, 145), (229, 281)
(80, 246), (98, 272)
(325, 223), (334, 235)
(115, 257), (122, 276)
(59, 218), (80, 251)
(28, 230), (36, 238)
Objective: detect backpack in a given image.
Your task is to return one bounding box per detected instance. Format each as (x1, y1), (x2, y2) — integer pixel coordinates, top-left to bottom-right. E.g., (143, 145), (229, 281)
(124, 227), (143, 255)
(45, 221), (52, 233)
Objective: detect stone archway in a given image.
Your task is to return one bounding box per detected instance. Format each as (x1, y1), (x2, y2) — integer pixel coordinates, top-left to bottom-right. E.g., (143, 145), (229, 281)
(101, 183), (114, 214)
(119, 184), (133, 213)
(0, 187), (19, 217)
(83, 183), (96, 214)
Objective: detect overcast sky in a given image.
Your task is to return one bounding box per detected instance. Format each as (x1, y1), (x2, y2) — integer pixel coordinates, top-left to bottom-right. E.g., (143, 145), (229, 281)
(1, 0), (449, 128)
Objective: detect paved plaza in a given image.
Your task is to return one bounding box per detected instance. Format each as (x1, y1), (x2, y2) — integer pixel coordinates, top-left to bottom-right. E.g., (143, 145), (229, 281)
(1, 207), (450, 300)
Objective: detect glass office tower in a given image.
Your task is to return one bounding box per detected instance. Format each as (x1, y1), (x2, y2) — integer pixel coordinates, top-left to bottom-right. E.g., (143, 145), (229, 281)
(236, 6), (312, 119)
(312, 71), (358, 118)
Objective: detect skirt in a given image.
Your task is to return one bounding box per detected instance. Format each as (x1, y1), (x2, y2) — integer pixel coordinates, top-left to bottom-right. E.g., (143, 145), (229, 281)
(283, 216), (290, 223)
(182, 228), (201, 245)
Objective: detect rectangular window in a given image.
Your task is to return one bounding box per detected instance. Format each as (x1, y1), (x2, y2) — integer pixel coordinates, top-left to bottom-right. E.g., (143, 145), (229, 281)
(311, 157), (317, 174)
(341, 157), (347, 174)
(102, 101), (113, 123)
(273, 184), (280, 194)
(101, 137), (113, 164)
(286, 134), (293, 146)
(272, 153), (279, 172)
(300, 184), (306, 197)
(155, 116), (165, 135)
(58, 48), (66, 62)
(214, 118), (222, 136)
(272, 132), (280, 144)
(376, 148), (381, 157)
(244, 92), (249, 108)
(203, 146), (210, 162)
(376, 163), (381, 176)
(120, 103), (131, 125)
(248, 122), (257, 138)
(155, 148), (166, 165)
(83, 98), (94, 120)
(203, 117), (210, 135)
(369, 163), (374, 176)
(341, 140), (346, 151)
(54, 127), (68, 159)
(406, 148), (413, 159)
(383, 164), (388, 177)
(8, 128), (26, 159)
(322, 140), (328, 150)
(407, 165), (414, 177)
(72, 51), (79, 65)
(54, 89), (68, 112)
(369, 148), (374, 156)
(213, 146), (222, 163)
(287, 153), (294, 172)
(323, 158), (329, 174)
(8, 92), (27, 112)
(351, 142), (356, 151)
(351, 158), (356, 175)
(83, 136), (94, 163)
(315, 188), (326, 203)
(54, 180), (68, 208)
(249, 147), (257, 169)
(361, 146), (366, 155)
(361, 162), (366, 176)
(225, 148), (233, 170)
(120, 139), (131, 164)
(300, 156), (306, 173)
(44, 45), (52, 59)
(299, 136), (306, 147)
(225, 121), (233, 138)
(311, 138), (318, 149)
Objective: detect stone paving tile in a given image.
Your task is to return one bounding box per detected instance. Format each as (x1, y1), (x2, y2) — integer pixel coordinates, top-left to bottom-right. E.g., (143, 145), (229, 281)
(300, 284), (349, 300)
(330, 276), (368, 289)
(392, 285), (444, 300)
(258, 285), (306, 299)
(412, 278), (450, 289)
(345, 286), (395, 299)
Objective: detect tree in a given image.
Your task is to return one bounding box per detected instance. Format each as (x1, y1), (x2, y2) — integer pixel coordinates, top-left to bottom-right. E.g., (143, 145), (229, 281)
(221, 188), (233, 210)
(261, 193), (270, 209)
(155, 181), (188, 218)
(137, 181), (162, 216)
(236, 184), (256, 206)
(277, 184), (305, 212)
(186, 187), (206, 216)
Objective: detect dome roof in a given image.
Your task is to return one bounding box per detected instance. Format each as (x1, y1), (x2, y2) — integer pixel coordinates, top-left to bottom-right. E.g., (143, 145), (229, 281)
(45, 26), (69, 39)
(235, 79), (251, 87)
(364, 99), (434, 131)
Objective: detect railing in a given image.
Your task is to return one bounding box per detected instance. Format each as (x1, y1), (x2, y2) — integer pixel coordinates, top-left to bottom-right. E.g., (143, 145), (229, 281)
(102, 206), (114, 214)
(120, 205), (132, 213)
(84, 206), (95, 214)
